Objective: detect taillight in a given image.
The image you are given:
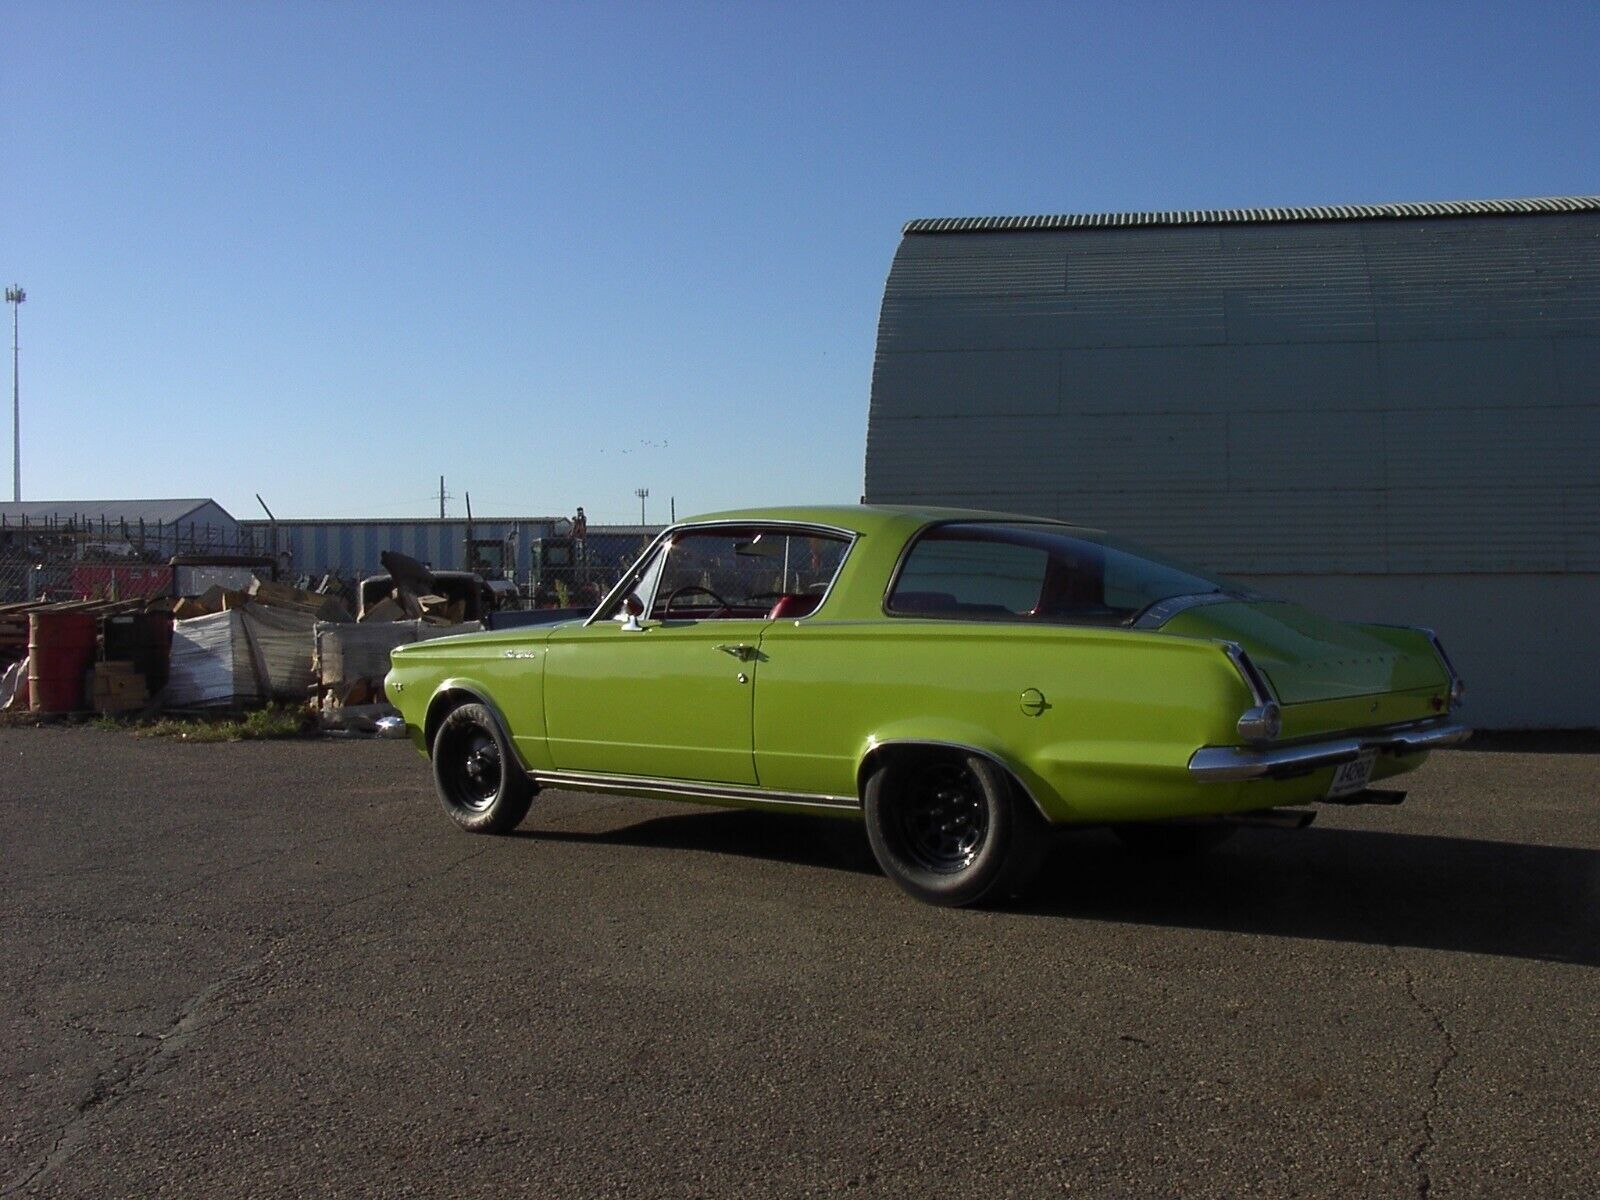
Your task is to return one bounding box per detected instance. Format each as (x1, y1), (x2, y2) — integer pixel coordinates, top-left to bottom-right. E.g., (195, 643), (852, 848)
(1223, 642), (1281, 743)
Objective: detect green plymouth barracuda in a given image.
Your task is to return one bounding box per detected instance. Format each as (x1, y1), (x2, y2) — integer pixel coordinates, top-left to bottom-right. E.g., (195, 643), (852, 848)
(386, 505), (1469, 906)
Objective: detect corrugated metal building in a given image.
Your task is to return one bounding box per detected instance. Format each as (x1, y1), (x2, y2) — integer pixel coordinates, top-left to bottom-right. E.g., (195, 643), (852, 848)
(238, 517), (659, 580)
(865, 196), (1600, 728)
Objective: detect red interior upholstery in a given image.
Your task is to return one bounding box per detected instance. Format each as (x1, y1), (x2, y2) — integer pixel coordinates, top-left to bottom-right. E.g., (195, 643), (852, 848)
(767, 594), (821, 620)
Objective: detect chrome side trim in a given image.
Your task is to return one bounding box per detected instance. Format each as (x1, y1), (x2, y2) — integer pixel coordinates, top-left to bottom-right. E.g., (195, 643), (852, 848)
(1187, 719), (1472, 782)
(1132, 592), (1237, 629)
(527, 768), (860, 811)
(1221, 641), (1278, 705)
(1420, 628), (1465, 707)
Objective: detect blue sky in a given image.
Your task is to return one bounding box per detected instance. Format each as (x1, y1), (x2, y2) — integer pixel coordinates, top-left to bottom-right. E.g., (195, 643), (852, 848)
(5, 1), (1596, 523)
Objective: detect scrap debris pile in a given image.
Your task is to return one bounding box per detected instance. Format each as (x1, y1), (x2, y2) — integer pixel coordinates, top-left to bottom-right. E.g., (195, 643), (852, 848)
(0, 554), (491, 734)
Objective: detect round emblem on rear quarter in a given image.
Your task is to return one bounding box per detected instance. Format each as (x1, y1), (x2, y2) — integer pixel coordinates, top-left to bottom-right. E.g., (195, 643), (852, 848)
(1020, 688), (1048, 717)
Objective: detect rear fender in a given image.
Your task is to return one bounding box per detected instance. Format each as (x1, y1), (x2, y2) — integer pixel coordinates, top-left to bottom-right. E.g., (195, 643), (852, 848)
(855, 720), (1056, 822)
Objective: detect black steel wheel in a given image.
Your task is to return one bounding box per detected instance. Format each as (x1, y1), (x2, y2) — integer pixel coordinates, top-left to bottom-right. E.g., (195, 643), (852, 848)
(864, 751), (1048, 907)
(431, 702), (534, 834)
(891, 760), (991, 873)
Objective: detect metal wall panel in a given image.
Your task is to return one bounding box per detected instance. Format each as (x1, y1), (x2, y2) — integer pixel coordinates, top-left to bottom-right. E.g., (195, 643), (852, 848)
(240, 519), (562, 578)
(871, 350), (1059, 416)
(1378, 338), (1558, 409)
(865, 207), (1600, 725)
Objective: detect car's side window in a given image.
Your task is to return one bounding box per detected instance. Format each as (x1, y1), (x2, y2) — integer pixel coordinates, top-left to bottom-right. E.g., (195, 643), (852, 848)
(642, 526), (850, 621)
(890, 536), (1048, 616)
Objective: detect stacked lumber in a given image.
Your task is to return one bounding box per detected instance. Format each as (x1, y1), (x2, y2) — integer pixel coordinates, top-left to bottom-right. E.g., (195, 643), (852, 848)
(248, 578), (353, 623)
(0, 599), (145, 665)
(0, 602), (33, 661)
(359, 596), (405, 623)
(417, 594), (466, 625)
(170, 585), (248, 620)
(312, 618), (483, 729)
(358, 591), (464, 625)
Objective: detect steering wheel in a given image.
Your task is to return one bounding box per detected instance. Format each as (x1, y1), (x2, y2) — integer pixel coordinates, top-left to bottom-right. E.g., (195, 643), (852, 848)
(662, 584), (732, 616)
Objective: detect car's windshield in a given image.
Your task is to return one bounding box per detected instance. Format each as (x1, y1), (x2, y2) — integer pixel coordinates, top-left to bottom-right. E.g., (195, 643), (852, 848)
(601, 526), (851, 621)
(888, 521), (1235, 625)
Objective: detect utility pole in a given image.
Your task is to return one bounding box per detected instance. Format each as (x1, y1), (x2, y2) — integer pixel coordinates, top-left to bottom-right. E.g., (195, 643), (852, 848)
(439, 475), (446, 519)
(256, 493), (279, 565)
(6, 285), (24, 502)
(634, 487), (649, 525)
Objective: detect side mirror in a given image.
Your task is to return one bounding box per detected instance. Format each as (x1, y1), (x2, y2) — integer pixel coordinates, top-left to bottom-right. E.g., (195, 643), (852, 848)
(619, 594), (645, 632)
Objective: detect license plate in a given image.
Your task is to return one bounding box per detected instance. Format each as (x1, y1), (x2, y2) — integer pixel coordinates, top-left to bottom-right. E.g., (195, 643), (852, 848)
(1327, 750), (1376, 798)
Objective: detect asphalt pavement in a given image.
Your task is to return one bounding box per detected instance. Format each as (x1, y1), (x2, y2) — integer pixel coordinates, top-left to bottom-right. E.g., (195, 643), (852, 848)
(3, 727), (1597, 1198)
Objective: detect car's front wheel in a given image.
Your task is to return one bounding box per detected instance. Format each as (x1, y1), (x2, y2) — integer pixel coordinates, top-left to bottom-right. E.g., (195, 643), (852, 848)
(431, 702), (534, 834)
(863, 751), (1048, 907)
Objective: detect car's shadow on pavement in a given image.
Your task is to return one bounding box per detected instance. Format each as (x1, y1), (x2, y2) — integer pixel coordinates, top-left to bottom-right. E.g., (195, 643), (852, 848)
(1025, 827), (1600, 967)
(523, 809), (883, 875)
(523, 809), (1599, 967)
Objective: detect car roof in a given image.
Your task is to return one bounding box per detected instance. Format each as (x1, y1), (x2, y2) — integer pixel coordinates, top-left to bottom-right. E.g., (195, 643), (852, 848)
(677, 504), (1099, 539)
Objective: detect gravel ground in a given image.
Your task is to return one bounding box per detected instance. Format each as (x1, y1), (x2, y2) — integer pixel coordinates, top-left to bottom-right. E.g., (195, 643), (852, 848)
(2, 728), (1597, 1198)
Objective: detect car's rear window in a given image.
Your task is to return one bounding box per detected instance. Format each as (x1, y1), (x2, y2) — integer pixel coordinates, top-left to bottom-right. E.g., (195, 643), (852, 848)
(887, 522), (1227, 625)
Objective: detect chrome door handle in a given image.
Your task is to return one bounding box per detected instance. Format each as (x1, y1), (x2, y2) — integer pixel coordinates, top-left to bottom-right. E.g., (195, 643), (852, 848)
(715, 643), (756, 661)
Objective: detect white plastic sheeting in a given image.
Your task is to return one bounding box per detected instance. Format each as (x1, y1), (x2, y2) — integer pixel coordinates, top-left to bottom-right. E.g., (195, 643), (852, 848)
(313, 620), (483, 696)
(166, 607), (318, 708)
(0, 657), (26, 710)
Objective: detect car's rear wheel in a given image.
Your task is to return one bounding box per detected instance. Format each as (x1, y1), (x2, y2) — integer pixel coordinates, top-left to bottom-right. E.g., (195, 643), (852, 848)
(432, 702), (534, 834)
(863, 751), (1048, 907)
(1111, 821), (1235, 857)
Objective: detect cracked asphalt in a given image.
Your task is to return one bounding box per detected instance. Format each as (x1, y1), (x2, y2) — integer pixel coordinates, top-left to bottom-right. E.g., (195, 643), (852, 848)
(3, 727), (1598, 1198)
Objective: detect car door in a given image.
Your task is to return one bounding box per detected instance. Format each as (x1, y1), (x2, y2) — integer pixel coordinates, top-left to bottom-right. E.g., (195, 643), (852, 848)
(542, 526), (789, 784)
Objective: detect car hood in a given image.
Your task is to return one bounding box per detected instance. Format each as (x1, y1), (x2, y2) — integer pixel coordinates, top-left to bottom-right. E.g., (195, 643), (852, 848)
(1160, 599), (1447, 704)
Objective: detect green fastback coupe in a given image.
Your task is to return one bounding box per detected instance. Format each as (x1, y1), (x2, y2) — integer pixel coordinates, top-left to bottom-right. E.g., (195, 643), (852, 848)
(386, 506), (1468, 907)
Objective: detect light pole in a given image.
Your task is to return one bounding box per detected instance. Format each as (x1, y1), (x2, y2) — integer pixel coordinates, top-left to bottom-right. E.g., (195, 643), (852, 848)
(6, 285), (23, 503)
(634, 487), (649, 525)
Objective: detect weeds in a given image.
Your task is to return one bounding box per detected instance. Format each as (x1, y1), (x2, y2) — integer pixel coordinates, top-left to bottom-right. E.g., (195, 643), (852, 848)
(106, 704), (317, 742)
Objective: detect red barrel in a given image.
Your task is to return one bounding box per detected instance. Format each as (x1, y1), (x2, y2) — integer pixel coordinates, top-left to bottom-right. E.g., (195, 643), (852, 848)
(28, 612), (98, 713)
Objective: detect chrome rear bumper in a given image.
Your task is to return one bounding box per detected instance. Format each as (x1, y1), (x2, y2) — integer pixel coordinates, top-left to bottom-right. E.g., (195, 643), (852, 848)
(1187, 719), (1472, 782)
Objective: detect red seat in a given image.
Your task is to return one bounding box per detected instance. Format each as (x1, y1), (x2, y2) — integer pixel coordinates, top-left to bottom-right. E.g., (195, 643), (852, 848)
(767, 594), (821, 620)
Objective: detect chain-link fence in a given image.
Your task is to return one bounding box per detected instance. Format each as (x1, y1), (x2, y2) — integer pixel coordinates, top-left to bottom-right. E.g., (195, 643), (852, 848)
(0, 517), (271, 605)
(520, 531), (656, 610)
(0, 520), (657, 613)
(0, 512), (659, 614)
